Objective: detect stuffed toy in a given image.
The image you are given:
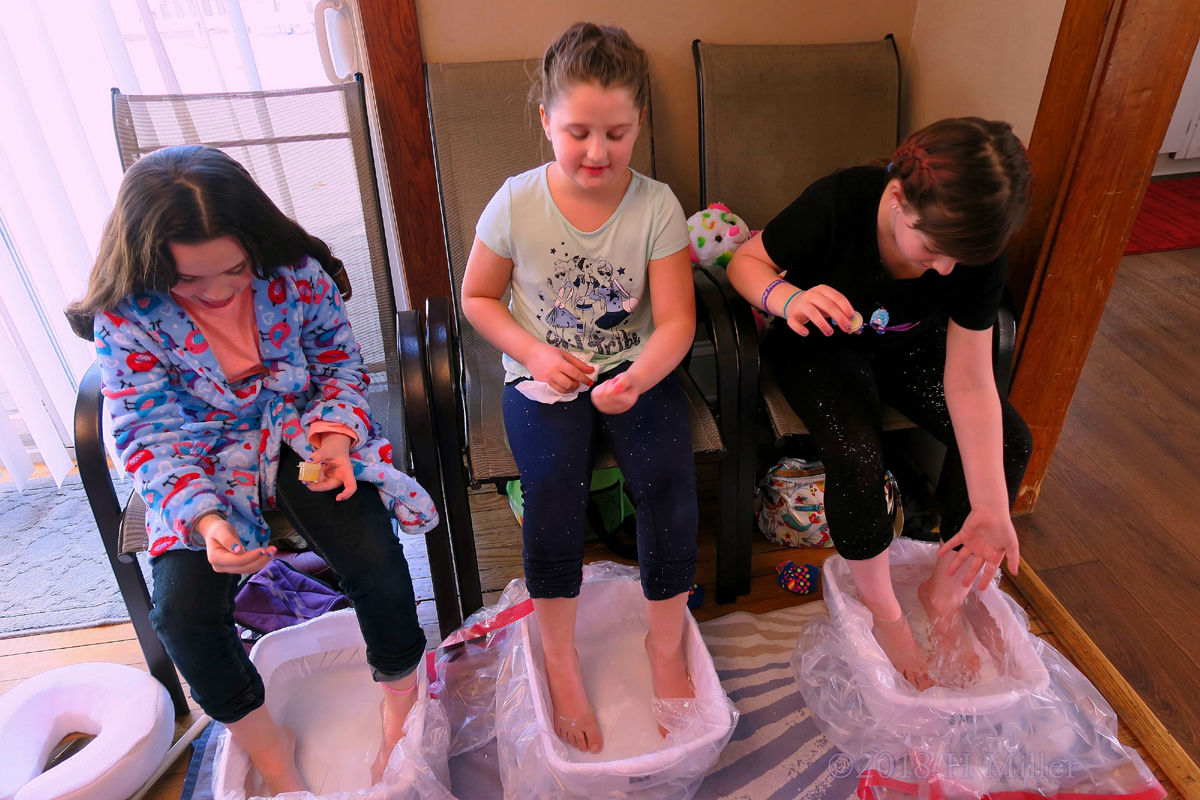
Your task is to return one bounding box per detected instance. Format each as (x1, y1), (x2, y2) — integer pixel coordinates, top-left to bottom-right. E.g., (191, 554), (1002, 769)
(687, 202), (769, 336)
(687, 203), (751, 268)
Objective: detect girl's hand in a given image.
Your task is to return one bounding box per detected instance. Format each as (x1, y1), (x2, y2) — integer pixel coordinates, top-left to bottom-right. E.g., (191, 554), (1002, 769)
(196, 514), (276, 574)
(938, 506), (1020, 591)
(526, 345), (595, 394)
(591, 372), (641, 415)
(306, 432), (358, 500)
(782, 284), (856, 337)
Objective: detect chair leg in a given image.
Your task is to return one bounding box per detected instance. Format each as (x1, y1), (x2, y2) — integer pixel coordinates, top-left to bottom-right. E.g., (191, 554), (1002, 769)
(425, 298), (484, 620)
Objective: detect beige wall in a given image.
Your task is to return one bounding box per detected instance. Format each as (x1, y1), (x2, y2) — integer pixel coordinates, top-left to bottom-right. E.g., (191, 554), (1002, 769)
(903, 0), (1066, 143)
(415, 0), (919, 213)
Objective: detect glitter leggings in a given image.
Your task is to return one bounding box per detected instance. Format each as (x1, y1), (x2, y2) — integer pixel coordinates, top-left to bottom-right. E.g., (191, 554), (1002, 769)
(769, 327), (1032, 560)
(502, 364), (698, 600)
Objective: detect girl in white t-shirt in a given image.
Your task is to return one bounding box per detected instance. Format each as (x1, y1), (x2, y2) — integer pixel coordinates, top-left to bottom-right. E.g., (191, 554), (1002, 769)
(461, 22), (697, 755)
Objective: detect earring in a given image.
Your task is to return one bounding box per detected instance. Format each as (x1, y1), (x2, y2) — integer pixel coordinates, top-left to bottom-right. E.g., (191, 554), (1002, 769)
(890, 205), (898, 211)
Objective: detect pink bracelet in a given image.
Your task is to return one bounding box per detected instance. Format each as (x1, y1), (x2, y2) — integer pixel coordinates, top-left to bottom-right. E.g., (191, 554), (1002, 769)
(382, 678), (419, 695)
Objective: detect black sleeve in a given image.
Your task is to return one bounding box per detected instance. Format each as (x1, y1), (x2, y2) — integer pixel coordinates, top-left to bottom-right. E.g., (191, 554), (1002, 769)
(948, 251), (1007, 331)
(759, 173), (838, 287)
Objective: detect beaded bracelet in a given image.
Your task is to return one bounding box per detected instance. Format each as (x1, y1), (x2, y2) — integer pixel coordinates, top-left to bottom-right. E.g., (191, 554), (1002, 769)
(760, 278), (788, 313)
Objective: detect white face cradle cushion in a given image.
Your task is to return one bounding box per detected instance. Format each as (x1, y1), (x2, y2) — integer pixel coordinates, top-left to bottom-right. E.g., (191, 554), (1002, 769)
(0, 662), (174, 800)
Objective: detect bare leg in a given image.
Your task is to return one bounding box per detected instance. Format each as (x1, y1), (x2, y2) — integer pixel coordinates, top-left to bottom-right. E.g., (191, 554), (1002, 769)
(536, 596), (602, 754)
(224, 705), (306, 796)
(645, 591), (694, 737)
(845, 550), (933, 691)
(370, 671), (419, 784)
(918, 548), (982, 679)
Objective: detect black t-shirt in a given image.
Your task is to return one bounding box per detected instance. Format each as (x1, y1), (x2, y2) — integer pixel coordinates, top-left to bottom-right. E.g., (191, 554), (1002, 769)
(760, 165), (1006, 351)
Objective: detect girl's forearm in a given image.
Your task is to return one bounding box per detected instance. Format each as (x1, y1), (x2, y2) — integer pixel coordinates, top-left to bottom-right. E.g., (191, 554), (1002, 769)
(945, 384), (1010, 512)
(624, 316), (694, 390)
(727, 248), (788, 313)
(461, 296), (546, 368)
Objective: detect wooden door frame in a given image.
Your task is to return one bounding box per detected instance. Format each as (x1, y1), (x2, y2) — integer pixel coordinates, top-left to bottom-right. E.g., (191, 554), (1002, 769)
(357, 0), (450, 308)
(1007, 0), (1200, 514)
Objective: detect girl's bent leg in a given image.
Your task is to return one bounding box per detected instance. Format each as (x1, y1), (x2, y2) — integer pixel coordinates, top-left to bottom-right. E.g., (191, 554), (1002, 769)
(502, 382), (601, 752)
(150, 549), (304, 792)
(275, 445), (426, 780)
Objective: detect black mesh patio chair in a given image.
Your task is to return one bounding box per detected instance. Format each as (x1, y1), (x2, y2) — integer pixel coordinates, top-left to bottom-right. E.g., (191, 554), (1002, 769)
(74, 77), (459, 716)
(692, 38), (1018, 541)
(419, 58), (751, 615)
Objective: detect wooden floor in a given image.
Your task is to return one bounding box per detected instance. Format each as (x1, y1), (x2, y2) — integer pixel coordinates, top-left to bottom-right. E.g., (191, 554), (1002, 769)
(4, 251), (1196, 797)
(1016, 246), (1200, 769)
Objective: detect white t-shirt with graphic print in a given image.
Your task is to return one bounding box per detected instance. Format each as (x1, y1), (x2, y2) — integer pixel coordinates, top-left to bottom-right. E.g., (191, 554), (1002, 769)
(476, 164), (690, 383)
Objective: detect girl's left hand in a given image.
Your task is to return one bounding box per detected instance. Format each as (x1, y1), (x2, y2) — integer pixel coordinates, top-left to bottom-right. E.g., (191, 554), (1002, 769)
(591, 373), (641, 415)
(937, 506), (1019, 591)
(306, 432), (357, 500)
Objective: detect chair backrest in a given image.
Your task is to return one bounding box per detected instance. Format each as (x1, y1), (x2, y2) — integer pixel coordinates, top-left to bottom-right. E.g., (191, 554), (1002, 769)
(111, 78), (399, 388)
(694, 38), (901, 231)
(425, 58), (654, 480)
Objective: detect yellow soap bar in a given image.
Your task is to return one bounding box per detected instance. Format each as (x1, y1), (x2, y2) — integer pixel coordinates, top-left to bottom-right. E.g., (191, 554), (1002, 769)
(297, 461), (322, 483)
(847, 311), (864, 333)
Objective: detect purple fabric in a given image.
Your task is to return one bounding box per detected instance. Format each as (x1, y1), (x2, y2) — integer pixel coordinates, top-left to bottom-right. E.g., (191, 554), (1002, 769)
(275, 550), (341, 590)
(233, 558), (350, 636)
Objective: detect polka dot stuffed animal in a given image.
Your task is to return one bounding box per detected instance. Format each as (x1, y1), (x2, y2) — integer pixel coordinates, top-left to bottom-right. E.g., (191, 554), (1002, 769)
(687, 203), (751, 268)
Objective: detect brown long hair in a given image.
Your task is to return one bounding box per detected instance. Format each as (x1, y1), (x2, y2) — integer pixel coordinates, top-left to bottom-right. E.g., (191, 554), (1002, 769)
(532, 22), (651, 116)
(65, 145), (342, 339)
(889, 117), (1032, 265)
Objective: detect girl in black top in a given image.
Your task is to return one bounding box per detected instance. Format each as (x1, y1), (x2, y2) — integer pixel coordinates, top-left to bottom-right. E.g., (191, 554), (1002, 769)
(727, 118), (1033, 689)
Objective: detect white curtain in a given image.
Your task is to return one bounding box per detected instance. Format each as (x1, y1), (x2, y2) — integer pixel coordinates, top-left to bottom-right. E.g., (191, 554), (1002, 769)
(0, 0), (335, 490)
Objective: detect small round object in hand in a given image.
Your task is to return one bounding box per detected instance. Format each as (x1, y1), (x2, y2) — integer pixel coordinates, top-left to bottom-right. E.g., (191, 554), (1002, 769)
(847, 311), (864, 333)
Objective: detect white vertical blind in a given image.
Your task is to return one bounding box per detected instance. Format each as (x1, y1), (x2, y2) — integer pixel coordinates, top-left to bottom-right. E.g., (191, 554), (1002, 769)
(0, 0), (336, 488)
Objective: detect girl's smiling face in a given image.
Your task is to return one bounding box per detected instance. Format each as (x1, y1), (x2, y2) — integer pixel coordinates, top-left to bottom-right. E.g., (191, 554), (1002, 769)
(169, 235), (253, 308)
(541, 83), (641, 192)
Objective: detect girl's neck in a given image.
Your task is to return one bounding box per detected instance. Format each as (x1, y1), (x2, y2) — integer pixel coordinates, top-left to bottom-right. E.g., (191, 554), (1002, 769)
(546, 163), (633, 233)
(876, 189), (925, 281)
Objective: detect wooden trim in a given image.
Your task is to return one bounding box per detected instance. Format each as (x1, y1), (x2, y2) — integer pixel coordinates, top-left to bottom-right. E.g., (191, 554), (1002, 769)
(1006, 0), (1200, 513)
(357, 0), (450, 307)
(1008, 560), (1200, 800)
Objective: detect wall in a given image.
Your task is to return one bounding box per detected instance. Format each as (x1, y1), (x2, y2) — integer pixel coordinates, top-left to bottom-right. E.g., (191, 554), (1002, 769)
(903, 0), (1066, 143)
(414, 0), (918, 214)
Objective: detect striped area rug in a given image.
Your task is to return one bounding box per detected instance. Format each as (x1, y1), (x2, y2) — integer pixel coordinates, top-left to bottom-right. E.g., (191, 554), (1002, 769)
(694, 602), (858, 800)
(443, 601), (860, 799)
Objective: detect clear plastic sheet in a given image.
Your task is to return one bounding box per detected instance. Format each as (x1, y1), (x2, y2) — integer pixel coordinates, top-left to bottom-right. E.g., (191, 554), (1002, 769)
(491, 562), (739, 800)
(792, 538), (1166, 800)
(212, 609), (453, 800)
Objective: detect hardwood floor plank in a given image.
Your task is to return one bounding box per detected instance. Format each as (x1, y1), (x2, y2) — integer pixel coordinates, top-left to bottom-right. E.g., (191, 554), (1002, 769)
(0, 622), (136, 657)
(1038, 561), (1200, 765)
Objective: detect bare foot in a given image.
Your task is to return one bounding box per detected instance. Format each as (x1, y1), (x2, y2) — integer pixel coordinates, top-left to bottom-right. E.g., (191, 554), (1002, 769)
(918, 579), (982, 684)
(871, 611), (933, 691)
(249, 725), (307, 796)
(544, 647), (602, 754)
(645, 632), (694, 737)
(370, 677), (419, 784)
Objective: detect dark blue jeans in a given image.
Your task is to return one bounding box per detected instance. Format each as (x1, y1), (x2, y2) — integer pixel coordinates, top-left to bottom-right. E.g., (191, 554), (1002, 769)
(149, 444), (426, 724)
(502, 364), (698, 601)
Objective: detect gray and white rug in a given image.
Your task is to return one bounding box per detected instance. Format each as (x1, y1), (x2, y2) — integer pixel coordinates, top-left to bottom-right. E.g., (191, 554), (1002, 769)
(0, 473), (150, 638)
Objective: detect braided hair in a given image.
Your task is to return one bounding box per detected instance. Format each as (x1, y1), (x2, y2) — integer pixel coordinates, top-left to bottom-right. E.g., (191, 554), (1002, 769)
(889, 118), (1032, 265)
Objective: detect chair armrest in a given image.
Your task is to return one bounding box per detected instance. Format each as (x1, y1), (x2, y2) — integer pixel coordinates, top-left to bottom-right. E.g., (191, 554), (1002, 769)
(694, 263), (760, 403)
(74, 362), (129, 561)
(993, 287), (1017, 396)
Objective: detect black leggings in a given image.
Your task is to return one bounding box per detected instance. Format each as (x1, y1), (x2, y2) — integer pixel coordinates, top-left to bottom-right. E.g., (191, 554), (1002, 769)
(767, 327), (1032, 561)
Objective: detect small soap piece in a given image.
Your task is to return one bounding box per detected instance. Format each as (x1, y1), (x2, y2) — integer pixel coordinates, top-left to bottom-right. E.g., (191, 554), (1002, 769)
(297, 461), (322, 483)
(847, 311), (864, 333)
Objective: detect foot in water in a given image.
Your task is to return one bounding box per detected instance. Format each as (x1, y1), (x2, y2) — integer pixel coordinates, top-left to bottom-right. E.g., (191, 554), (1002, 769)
(371, 675), (420, 783)
(545, 647), (603, 753)
(918, 578), (982, 684)
(871, 610), (934, 691)
(251, 725), (306, 796)
(645, 632), (694, 737)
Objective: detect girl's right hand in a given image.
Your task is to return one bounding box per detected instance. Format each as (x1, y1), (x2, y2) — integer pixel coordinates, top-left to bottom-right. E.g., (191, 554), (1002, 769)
(782, 284), (856, 337)
(196, 514), (276, 574)
(526, 345), (596, 394)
